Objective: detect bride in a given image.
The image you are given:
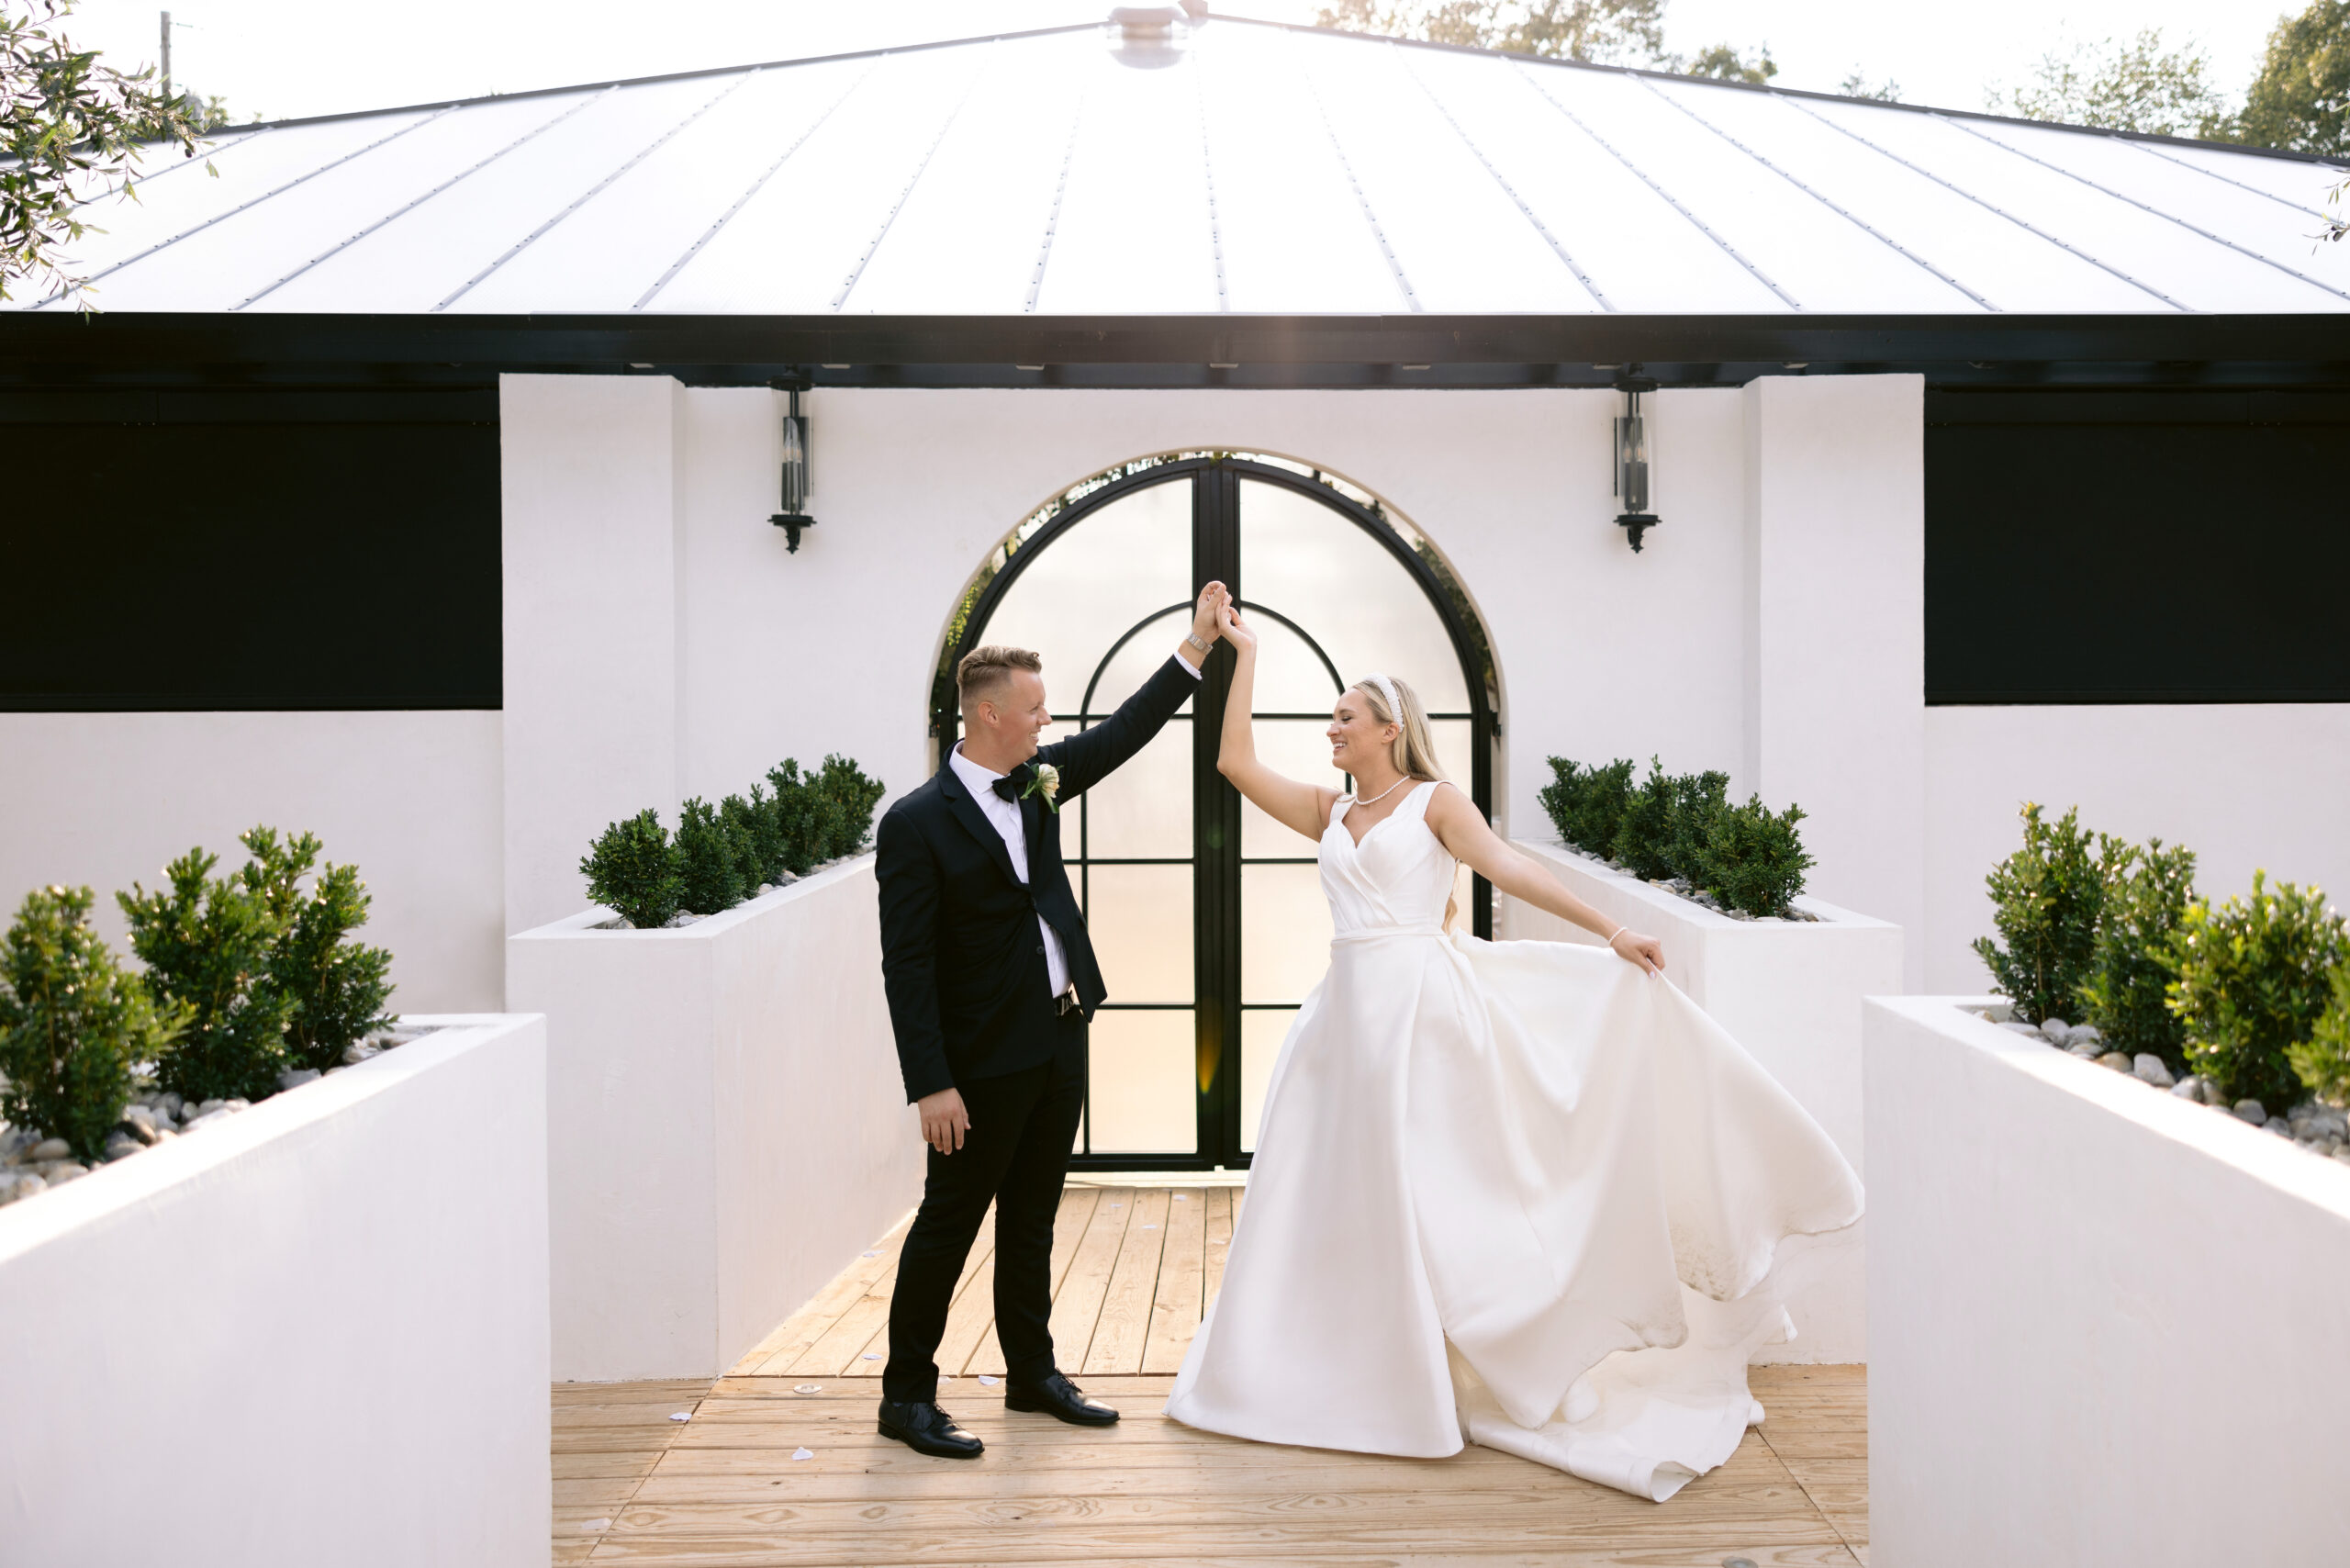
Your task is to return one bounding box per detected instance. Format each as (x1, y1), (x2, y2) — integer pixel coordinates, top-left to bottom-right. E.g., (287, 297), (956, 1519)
(1163, 601), (1864, 1503)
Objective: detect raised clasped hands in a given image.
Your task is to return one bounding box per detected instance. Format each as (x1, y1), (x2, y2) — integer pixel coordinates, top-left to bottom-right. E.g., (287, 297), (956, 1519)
(1215, 595), (1257, 652)
(1191, 581), (1232, 649)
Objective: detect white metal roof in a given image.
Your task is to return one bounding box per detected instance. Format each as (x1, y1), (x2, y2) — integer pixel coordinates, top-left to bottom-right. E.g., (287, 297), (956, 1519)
(27, 16), (2350, 317)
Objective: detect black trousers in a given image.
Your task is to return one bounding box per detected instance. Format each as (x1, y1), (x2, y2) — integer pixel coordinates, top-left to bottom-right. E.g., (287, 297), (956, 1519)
(881, 1016), (1086, 1404)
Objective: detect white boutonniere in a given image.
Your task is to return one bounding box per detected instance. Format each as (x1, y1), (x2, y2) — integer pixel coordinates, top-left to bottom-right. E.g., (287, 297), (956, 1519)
(1021, 763), (1061, 813)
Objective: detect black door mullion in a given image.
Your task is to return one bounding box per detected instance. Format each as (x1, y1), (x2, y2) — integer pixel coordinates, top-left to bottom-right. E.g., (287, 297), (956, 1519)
(1192, 464), (1243, 1167)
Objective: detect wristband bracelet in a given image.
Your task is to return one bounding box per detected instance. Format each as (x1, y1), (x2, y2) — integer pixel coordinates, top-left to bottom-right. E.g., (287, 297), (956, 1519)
(1606, 925), (1626, 945)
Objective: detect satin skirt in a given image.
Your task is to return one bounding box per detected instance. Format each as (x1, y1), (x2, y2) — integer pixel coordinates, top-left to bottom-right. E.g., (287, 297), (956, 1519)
(1164, 930), (1863, 1502)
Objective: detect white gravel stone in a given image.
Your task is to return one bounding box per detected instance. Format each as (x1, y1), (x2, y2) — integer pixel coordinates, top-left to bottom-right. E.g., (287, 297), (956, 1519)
(2041, 1018), (2074, 1044)
(2171, 1076), (2203, 1100)
(2132, 1055), (2175, 1089)
(2096, 1051), (2134, 1073)
(2233, 1100), (2268, 1126)
(276, 1068), (322, 1092)
(28, 1137), (70, 1161)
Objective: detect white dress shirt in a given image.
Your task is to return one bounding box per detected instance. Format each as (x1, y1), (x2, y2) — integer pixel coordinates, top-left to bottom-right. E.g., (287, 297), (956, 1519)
(950, 649), (1203, 998)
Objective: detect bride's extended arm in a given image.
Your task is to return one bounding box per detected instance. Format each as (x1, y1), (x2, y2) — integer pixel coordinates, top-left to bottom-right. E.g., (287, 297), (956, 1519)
(1214, 603), (1338, 842)
(1425, 783), (1666, 974)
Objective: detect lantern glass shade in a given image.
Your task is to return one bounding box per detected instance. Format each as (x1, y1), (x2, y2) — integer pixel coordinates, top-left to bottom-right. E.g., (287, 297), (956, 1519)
(1614, 393), (1651, 515)
(778, 392), (811, 517)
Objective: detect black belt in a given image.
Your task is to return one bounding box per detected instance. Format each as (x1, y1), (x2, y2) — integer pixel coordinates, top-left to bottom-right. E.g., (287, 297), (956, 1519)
(1055, 986), (1081, 1016)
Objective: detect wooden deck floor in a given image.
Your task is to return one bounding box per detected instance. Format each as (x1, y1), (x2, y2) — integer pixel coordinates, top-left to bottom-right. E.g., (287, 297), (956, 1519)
(554, 1185), (1868, 1566)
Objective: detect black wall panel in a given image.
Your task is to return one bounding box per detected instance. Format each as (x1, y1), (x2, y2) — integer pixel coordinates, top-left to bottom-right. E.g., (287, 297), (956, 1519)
(0, 390), (499, 710)
(1926, 391), (2350, 705)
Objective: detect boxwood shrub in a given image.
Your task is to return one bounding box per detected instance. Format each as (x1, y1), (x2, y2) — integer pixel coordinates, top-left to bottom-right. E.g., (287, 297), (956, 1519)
(1539, 754), (1808, 917)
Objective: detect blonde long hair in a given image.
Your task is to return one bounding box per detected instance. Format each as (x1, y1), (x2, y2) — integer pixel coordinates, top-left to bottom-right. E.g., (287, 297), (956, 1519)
(1351, 674), (1446, 783)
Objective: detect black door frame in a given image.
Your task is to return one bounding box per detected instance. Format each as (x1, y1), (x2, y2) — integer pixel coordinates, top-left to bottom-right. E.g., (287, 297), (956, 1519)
(931, 455), (1498, 1169)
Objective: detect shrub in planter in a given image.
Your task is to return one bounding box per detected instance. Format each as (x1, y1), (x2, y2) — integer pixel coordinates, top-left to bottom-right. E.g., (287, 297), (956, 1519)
(723, 788), (787, 887)
(1698, 795), (1814, 917)
(0, 886), (186, 1161)
(815, 754), (887, 857)
(2168, 871), (2348, 1115)
(2076, 837), (2197, 1072)
(1973, 803), (2118, 1026)
(676, 797), (751, 916)
(119, 849), (292, 1104)
(2291, 959), (2350, 1105)
(1610, 758), (1677, 881)
(1538, 756), (1636, 854)
(763, 760), (831, 877)
(581, 809), (683, 930)
(1663, 768), (1730, 884)
(240, 828), (397, 1074)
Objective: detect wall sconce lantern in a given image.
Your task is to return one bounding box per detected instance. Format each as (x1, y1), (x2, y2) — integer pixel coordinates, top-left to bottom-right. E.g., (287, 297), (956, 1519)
(1612, 371), (1660, 553)
(769, 380), (814, 553)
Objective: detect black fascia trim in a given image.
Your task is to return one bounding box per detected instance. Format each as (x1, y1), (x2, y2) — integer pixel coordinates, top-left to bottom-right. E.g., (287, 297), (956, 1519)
(7, 312), (2350, 391)
(1930, 690), (2350, 707)
(0, 693), (503, 712)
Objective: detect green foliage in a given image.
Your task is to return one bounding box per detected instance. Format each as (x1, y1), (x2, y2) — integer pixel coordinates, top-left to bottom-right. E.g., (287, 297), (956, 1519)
(1683, 41), (1775, 84)
(815, 754), (887, 858)
(2076, 837), (2197, 1071)
(1839, 71), (1902, 102)
(2169, 872), (2349, 1114)
(3, 0), (218, 304)
(118, 848), (291, 1103)
(2291, 958), (2350, 1105)
(581, 809), (683, 929)
(1698, 795), (1813, 918)
(1972, 804), (2117, 1025)
(1994, 28), (2233, 140)
(1663, 768), (1729, 885)
(675, 797), (750, 916)
(1537, 756), (1636, 855)
(239, 827), (395, 1074)
(763, 760), (831, 877)
(722, 789), (785, 888)
(1311, 0), (1768, 84)
(2232, 0), (2350, 156)
(1609, 757), (1676, 880)
(0, 885), (184, 1159)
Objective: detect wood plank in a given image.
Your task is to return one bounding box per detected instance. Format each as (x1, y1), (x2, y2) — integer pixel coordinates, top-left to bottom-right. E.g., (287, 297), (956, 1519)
(1140, 1184), (1206, 1372)
(1082, 1188), (1172, 1375)
(1201, 1185), (1235, 1310)
(588, 1544), (1861, 1568)
(934, 1206), (1001, 1376)
(787, 1256), (902, 1378)
(739, 1212), (913, 1376)
(1040, 1189), (1132, 1373)
(968, 1185), (1102, 1378)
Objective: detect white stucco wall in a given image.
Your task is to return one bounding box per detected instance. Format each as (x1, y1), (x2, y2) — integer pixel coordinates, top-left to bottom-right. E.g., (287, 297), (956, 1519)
(1922, 702), (2350, 992)
(508, 855), (920, 1381)
(1866, 995), (2350, 1567)
(499, 375), (1930, 986)
(0, 1014), (549, 1567)
(0, 710), (504, 1011)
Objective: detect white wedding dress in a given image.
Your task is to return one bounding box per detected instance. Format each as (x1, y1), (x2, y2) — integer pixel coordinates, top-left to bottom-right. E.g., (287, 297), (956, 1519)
(1164, 781), (1863, 1502)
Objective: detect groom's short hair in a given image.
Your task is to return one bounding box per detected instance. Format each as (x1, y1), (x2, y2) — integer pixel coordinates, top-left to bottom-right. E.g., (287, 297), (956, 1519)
(957, 644), (1043, 717)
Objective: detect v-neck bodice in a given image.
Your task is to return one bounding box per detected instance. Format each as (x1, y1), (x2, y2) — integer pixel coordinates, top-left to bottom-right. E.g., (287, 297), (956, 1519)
(1320, 780), (1455, 938)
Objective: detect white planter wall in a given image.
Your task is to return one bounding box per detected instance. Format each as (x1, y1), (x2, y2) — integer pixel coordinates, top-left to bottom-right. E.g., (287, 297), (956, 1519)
(0, 1014), (549, 1568)
(508, 855), (923, 1382)
(1500, 839), (1900, 1362)
(1866, 995), (2350, 1568)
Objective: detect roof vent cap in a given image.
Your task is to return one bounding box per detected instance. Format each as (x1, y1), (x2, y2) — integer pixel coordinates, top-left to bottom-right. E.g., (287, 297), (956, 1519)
(1106, 4), (1203, 68)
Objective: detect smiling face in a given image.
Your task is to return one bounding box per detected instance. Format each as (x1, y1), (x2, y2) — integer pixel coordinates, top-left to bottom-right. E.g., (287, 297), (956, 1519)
(972, 666), (1053, 767)
(1327, 687), (1401, 778)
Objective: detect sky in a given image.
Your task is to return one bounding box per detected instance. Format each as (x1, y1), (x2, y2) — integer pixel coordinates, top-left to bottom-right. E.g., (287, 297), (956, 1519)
(58, 0), (2293, 126)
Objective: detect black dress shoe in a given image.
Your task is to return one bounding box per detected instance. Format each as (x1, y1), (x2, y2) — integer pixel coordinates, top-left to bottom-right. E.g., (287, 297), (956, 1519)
(877, 1399), (984, 1458)
(1003, 1371), (1120, 1426)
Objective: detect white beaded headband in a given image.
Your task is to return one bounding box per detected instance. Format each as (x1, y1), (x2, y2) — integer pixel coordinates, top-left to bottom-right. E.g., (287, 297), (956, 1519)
(1360, 672), (1403, 726)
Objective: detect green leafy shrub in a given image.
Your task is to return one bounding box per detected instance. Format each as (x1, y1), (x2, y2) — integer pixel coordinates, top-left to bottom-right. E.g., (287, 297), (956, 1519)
(815, 754), (887, 857)
(1698, 795), (1814, 917)
(581, 810), (683, 929)
(1972, 804), (2117, 1025)
(1537, 756), (1636, 854)
(723, 788), (786, 887)
(1610, 757), (1676, 880)
(2169, 871), (2348, 1114)
(675, 797), (749, 915)
(0, 886), (185, 1160)
(764, 760), (830, 876)
(240, 828), (397, 1074)
(1663, 768), (1730, 883)
(2290, 959), (2350, 1106)
(119, 850), (292, 1103)
(2076, 837), (2197, 1070)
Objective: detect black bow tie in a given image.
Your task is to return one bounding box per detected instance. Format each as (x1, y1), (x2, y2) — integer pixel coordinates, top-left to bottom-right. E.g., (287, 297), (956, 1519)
(991, 772), (1025, 803)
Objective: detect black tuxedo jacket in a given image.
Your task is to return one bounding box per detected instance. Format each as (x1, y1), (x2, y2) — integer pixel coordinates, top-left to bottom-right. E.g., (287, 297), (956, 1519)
(877, 654), (1198, 1103)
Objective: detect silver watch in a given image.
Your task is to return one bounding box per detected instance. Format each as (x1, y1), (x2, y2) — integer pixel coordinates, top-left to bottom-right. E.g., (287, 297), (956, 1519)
(1186, 632), (1211, 654)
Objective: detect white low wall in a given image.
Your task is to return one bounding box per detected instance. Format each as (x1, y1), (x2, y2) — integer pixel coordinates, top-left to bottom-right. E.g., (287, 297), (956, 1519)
(0, 1013), (549, 1568)
(1865, 995), (2350, 1567)
(509, 854), (923, 1382)
(1501, 839), (1899, 1362)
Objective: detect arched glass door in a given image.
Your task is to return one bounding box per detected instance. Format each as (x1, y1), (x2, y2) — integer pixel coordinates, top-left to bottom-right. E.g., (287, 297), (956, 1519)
(934, 456), (1495, 1170)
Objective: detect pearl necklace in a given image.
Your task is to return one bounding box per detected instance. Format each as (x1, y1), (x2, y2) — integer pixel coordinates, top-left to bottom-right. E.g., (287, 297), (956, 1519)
(1348, 774), (1413, 810)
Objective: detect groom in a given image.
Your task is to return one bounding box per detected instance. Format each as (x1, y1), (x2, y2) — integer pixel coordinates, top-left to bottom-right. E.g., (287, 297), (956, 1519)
(872, 580), (1228, 1458)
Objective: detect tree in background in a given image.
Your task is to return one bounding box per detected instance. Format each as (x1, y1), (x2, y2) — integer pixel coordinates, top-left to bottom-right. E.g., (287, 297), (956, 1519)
(1992, 28), (2233, 140)
(1839, 71), (1902, 103)
(1315, 0), (1773, 84)
(2, 0), (217, 304)
(2232, 0), (2350, 157)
